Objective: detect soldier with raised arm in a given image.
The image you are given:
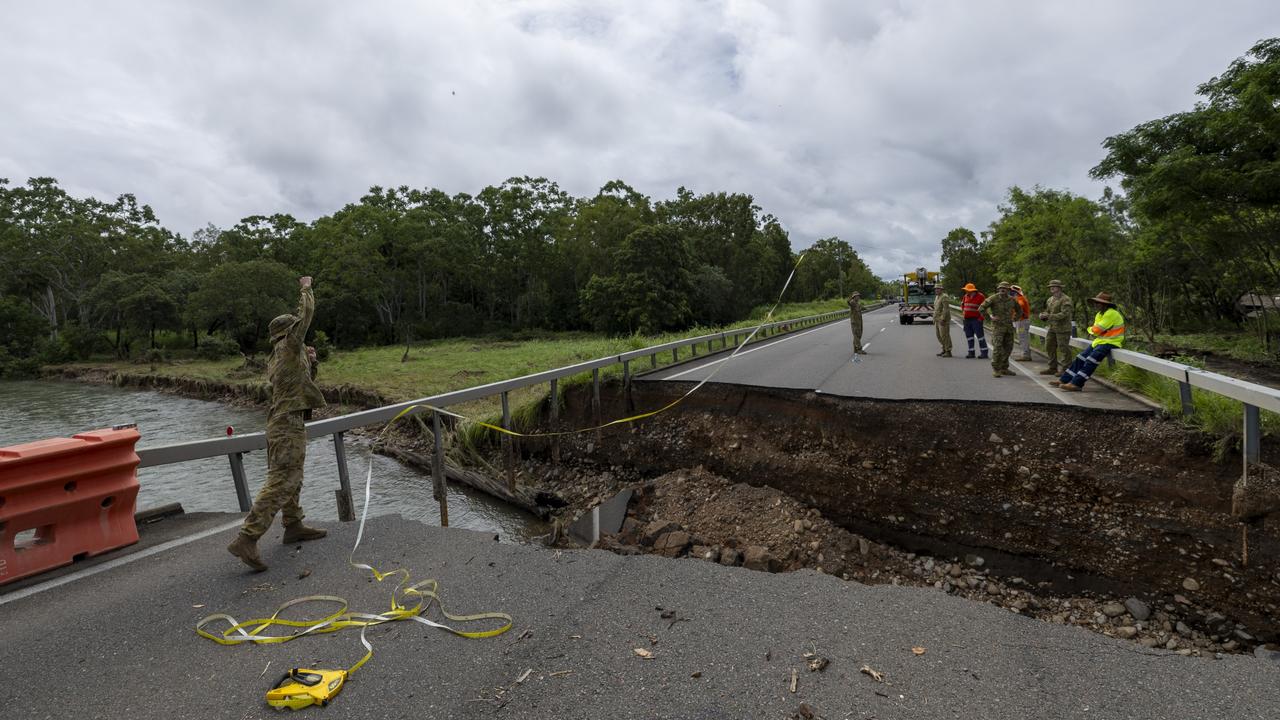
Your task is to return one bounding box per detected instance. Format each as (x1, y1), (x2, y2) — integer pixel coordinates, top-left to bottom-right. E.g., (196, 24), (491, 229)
(228, 276), (329, 571)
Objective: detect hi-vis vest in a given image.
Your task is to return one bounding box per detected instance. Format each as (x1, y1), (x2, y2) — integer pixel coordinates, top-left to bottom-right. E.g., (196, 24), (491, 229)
(1088, 308), (1125, 348)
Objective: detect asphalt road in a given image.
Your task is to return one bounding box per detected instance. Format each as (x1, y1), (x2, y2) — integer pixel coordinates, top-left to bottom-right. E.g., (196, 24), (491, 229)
(644, 306), (1148, 412)
(3, 514), (1277, 719)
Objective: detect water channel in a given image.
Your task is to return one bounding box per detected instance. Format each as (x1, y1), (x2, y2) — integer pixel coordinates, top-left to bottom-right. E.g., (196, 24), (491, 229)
(0, 380), (546, 541)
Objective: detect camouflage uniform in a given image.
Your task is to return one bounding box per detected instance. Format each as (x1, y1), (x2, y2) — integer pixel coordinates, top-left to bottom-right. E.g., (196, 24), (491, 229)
(933, 292), (953, 356)
(848, 294), (866, 354)
(978, 290), (1019, 376)
(1043, 291), (1074, 374)
(240, 287), (327, 540)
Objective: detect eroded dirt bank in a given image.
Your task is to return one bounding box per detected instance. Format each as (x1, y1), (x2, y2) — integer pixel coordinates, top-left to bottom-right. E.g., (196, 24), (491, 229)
(509, 381), (1280, 657)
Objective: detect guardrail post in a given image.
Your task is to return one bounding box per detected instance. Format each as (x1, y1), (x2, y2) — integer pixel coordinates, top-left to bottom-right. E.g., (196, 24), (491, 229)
(692, 342), (698, 357)
(672, 347), (678, 364)
(332, 432), (354, 522)
(432, 410), (448, 527)
(228, 452), (251, 512)
(623, 359), (633, 412)
(592, 368), (603, 443)
(1244, 404), (1261, 466)
(550, 378), (560, 466)
(1179, 373), (1195, 418)
(501, 391), (515, 491)
(650, 353), (657, 369)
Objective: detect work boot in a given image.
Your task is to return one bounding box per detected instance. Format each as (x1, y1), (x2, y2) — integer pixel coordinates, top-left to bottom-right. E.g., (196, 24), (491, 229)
(1038, 368), (1057, 375)
(1001, 369), (1016, 376)
(283, 522), (327, 544)
(979, 353), (989, 359)
(1060, 384), (1082, 392)
(227, 534), (267, 572)
(965, 352), (976, 359)
(1049, 380), (1061, 387)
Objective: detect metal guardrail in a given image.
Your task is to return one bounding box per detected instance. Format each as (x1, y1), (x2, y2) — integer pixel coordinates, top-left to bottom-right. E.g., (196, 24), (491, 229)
(135, 307), (854, 518)
(945, 303), (1278, 471)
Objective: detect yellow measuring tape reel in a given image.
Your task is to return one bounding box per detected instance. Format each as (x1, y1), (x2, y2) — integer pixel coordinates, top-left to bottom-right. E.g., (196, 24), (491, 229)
(196, 407), (513, 710)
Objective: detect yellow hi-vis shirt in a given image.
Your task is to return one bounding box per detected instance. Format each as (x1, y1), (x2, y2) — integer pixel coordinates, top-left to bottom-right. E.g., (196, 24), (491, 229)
(1088, 307), (1125, 348)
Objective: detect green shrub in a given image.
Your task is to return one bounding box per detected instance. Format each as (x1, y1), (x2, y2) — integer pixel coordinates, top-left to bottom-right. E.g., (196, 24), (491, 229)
(312, 330), (333, 361)
(197, 335), (241, 360)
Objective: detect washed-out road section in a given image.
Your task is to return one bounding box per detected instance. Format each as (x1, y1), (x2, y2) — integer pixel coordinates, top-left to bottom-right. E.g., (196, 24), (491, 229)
(2, 513), (1276, 719)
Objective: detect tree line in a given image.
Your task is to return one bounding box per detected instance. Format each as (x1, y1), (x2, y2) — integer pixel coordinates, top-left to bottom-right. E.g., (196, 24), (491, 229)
(0, 176), (883, 376)
(940, 38), (1279, 348)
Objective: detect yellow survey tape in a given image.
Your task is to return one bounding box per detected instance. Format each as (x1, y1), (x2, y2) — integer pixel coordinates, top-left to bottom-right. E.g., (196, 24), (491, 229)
(395, 252), (811, 439)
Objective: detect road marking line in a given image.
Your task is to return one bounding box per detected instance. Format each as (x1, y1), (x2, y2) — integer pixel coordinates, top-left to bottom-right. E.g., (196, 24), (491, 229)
(662, 323), (836, 380)
(1009, 357), (1072, 406)
(0, 518), (244, 607)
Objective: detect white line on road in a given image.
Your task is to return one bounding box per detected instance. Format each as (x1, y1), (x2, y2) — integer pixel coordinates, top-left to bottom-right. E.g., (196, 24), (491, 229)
(662, 323), (836, 380)
(0, 518), (244, 607)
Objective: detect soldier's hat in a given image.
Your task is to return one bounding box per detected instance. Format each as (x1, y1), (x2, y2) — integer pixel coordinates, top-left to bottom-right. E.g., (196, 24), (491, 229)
(997, 281), (1012, 290)
(933, 285), (944, 292)
(850, 291), (861, 296)
(1089, 292), (1116, 307)
(269, 314), (300, 341)
(1048, 279), (1064, 288)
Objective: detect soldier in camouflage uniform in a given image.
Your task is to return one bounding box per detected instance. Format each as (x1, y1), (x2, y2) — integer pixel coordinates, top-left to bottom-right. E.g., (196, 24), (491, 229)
(228, 276), (329, 572)
(848, 292), (867, 355)
(978, 281), (1019, 378)
(933, 285), (953, 357)
(1038, 279), (1074, 375)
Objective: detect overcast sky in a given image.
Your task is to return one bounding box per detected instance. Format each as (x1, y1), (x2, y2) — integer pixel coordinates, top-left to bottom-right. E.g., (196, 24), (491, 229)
(1, 1), (1273, 276)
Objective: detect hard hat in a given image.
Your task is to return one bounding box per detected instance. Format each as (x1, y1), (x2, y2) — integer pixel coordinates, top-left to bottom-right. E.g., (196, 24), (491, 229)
(962, 283), (978, 292)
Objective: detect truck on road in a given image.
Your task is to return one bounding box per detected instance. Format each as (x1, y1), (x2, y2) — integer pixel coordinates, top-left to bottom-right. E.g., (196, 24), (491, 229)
(899, 267), (938, 324)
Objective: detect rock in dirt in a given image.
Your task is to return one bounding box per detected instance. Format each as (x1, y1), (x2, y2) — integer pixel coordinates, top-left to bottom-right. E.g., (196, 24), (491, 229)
(1101, 602), (1127, 619)
(989, 433), (1003, 444)
(1182, 577), (1200, 591)
(719, 548), (743, 567)
(690, 545), (720, 562)
(1124, 598), (1151, 622)
(642, 520), (682, 546)
(653, 531), (691, 557)
(742, 545), (776, 572)
(1114, 626), (1139, 639)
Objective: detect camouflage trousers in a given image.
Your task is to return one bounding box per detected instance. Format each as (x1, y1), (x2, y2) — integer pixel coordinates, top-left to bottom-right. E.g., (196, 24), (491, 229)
(934, 319), (952, 353)
(1044, 327), (1073, 373)
(989, 324), (1015, 372)
(240, 409), (307, 540)
(850, 319), (863, 352)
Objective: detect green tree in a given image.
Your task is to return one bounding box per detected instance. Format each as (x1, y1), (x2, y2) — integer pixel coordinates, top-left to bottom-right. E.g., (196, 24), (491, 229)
(187, 260), (296, 351)
(580, 225), (695, 334)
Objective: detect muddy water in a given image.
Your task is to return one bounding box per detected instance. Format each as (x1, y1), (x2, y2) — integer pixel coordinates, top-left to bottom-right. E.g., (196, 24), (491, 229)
(0, 380), (547, 540)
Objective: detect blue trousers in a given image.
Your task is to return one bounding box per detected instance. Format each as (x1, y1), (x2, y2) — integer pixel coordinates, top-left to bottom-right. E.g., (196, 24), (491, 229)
(963, 318), (988, 356)
(1060, 344), (1112, 388)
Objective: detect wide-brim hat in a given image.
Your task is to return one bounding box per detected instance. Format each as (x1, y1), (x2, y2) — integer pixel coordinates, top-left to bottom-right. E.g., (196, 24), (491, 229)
(1010, 284), (1023, 292)
(962, 283), (978, 292)
(997, 281), (1012, 290)
(1089, 292), (1115, 306)
(269, 313), (300, 340)
(1048, 279), (1063, 288)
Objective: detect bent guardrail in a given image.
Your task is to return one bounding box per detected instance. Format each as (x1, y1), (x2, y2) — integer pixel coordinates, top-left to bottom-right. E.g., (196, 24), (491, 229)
(136, 308), (854, 518)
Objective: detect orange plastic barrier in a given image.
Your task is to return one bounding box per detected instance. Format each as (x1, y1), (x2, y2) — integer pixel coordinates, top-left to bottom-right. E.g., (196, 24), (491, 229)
(0, 426), (141, 586)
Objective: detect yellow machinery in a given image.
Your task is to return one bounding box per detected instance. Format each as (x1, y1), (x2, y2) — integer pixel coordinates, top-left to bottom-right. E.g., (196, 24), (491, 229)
(899, 267), (938, 325)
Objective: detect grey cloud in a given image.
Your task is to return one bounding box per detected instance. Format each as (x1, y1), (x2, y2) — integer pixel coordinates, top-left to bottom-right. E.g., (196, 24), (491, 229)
(1, 0), (1274, 276)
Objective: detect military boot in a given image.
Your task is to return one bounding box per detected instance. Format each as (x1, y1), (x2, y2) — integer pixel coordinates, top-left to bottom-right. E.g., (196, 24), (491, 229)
(992, 371), (1002, 378)
(1001, 369), (1016, 376)
(1038, 367), (1057, 375)
(1018, 354), (1033, 362)
(940, 351), (952, 358)
(283, 522), (327, 544)
(228, 534), (267, 572)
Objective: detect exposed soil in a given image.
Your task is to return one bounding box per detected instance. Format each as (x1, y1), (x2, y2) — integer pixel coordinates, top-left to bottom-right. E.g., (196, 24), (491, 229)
(509, 381), (1280, 657)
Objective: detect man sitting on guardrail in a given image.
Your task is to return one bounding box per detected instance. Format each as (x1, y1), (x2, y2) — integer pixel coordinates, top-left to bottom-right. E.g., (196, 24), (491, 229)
(1052, 292), (1124, 393)
(228, 275), (329, 572)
